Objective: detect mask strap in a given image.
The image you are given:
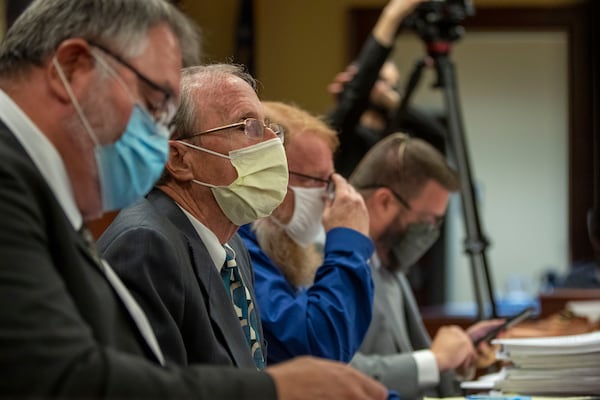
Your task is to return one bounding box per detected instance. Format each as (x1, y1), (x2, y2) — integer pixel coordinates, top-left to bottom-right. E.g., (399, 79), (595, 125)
(228, 137), (282, 157)
(178, 140), (231, 160)
(91, 49), (137, 104)
(191, 179), (219, 189)
(52, 57), (99, 147)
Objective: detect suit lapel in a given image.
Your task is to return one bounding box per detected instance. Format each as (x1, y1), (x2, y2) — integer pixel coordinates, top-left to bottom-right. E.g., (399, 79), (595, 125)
(396, 271), (432, 350)
(147, 190), (255, 368)
(395, 270), (460, 396)
(375, 266), (414, 352)
(75, 226), (166, 366)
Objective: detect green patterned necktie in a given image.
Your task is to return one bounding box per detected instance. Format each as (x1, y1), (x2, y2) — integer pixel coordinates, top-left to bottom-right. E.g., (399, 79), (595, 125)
(221, 247), (265, 369)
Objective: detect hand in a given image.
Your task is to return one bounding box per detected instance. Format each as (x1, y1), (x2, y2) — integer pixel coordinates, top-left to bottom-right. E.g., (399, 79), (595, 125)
(370, 73), (401, 111)
(430, 325), (476, 372)
(466, 318), (506, 343)
(374, 0), (428, 46)
(267, 356), (388, 400)
(474, 340), (499, 369)
(327, 64), (358, 100)
(322, 174), (370, 236)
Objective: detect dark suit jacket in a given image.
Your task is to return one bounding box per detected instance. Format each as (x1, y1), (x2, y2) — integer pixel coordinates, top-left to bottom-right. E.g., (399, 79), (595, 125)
(0, 121), (275, 398)
(97, 189), (265, 368)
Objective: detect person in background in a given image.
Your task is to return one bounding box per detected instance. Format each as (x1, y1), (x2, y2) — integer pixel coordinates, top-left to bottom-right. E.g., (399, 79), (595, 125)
(238, 101), (375, 364)
(0, 1), (388, 399)
(326, 0), (448, 178)
(349, 133), (503, 400)
(98, 64), (285, 370)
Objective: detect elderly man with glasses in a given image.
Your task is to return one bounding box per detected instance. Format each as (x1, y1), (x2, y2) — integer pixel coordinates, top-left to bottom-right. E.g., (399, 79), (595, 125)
(349, 133), (503, 400)
(98, 64), (287, 370)
(0, 0), (391, 398)
(238, 101), (375, 365)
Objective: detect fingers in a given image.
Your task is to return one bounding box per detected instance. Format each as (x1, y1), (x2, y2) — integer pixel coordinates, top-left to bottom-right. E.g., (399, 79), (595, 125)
(327, 65), (359, 96)
(344, 363), (389, 400)
(370, 80), (401, 111)
(322, 174), (369, 236)
(431, 325), (476, 372)
(268, 357), (387, 400)
(467, 318), (506, 341)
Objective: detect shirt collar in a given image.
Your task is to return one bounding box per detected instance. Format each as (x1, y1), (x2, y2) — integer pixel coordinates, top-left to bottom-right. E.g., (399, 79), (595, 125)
(177, 205), (226, 271)
(0, 90), (82, 229)
(371, 252), (382, 269)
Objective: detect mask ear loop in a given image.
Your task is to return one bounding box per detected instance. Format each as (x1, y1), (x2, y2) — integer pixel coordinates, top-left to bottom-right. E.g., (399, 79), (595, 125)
(91, 49), (137, 105)
(52, 56), (100, 148)
(93, 48), (170, 139)
(177, 140), (231, 160)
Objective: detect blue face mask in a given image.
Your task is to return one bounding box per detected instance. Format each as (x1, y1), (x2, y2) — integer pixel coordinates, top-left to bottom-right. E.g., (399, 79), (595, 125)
(53, 57), (170, 212)
(95, 104), (169, 211)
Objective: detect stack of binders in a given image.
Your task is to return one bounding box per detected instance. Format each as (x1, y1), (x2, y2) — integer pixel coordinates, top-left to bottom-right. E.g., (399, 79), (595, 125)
(490, 331), (600, 395)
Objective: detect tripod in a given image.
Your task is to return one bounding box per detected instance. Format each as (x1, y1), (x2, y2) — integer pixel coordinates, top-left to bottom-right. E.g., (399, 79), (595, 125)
(395, 38), (498, 319)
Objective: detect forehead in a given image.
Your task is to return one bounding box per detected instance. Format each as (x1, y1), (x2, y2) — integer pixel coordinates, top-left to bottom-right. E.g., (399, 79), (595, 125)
(410, 180), (450, 215)
(199, 75), (262, 126)
(286, 132), (333, 176)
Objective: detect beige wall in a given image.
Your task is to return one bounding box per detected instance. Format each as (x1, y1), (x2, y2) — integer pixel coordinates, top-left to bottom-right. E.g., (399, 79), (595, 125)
(183, 0), (582, 114)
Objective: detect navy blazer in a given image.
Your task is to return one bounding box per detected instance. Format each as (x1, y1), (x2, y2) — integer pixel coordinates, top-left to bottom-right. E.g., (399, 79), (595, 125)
(0, 121), (275, 398)
(98, 188), (265, 368)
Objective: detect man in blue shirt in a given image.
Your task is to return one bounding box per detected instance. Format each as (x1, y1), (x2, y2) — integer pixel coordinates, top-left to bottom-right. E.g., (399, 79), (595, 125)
(239, 101), (374, 364)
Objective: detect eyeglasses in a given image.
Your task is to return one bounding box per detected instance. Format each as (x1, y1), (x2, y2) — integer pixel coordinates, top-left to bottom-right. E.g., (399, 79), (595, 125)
(88, 41), (177, 129)
(289, 171), (335, 200)
(178, 118), (285, 142)
(362, 185), (444, 228)
(388, 187), (445, 228)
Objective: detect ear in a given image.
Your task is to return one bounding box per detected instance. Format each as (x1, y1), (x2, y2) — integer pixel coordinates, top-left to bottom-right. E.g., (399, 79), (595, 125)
(165, 141), (195, 181)
(371, 188), (400, 222)
(48, 39), (96, 103)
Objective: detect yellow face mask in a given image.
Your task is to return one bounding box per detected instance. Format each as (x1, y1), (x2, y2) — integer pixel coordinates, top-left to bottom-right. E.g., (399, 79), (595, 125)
(179, 138), (289, 225)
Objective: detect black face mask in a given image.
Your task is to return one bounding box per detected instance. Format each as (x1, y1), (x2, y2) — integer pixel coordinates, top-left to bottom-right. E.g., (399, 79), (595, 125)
(389, 222), (440, 272)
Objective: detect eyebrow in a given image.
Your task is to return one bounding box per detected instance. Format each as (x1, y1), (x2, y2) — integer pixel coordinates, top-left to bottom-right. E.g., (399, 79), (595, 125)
(89, 40), (175, 98)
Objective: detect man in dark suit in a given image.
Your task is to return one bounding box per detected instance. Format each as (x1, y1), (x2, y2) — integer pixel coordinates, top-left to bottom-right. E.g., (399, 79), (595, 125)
(98, 64), (287, 369)
(0, 1), (388, 399)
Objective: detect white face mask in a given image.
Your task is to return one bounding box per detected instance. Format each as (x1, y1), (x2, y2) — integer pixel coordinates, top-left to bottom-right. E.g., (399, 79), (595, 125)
(282, 186), (326, 247)
(179, 138), (288, 226)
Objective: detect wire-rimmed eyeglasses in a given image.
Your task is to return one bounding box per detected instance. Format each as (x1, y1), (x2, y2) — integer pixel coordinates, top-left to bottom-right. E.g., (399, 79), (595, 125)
(178, 118), (285, 142)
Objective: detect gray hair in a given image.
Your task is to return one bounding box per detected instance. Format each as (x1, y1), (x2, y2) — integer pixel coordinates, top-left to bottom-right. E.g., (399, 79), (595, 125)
(155, 63), (257, 186)
(0, 0), (201, 79)
(170, 63), (257, 141)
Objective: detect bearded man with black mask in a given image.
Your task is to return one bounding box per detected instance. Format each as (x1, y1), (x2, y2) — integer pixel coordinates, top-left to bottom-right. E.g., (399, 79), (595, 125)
(349, 133), (503, 400)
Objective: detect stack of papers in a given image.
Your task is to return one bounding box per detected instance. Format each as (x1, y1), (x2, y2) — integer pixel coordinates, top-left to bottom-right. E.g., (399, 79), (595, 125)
(489, 331), (600, 395)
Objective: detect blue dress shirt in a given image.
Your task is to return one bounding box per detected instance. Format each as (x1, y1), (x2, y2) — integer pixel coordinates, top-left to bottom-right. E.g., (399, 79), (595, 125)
(238, 224), (375, 364)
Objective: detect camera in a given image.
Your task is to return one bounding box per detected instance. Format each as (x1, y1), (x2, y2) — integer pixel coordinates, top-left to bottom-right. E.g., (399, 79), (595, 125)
(401, 0), (475, 43)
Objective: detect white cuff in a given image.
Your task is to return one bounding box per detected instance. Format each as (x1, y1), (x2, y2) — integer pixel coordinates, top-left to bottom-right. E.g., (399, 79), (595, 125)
(413, 349), (440, 387)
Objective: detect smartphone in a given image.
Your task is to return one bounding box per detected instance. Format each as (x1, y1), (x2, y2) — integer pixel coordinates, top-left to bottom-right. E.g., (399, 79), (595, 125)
(473, 306), (535, 346)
